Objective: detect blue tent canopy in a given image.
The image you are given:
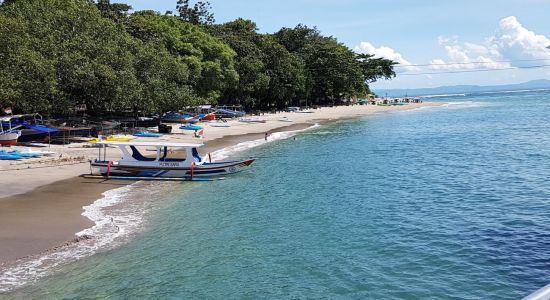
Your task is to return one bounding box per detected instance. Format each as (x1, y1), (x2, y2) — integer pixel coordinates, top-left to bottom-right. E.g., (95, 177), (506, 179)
(23, 122), (59, 133)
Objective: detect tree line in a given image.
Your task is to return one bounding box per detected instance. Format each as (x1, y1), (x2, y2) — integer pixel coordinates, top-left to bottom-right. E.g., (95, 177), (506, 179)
(0, 0), (396, 116)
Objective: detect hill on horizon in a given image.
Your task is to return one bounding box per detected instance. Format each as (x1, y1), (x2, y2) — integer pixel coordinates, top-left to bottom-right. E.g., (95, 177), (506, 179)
(374, 79), (550, 97)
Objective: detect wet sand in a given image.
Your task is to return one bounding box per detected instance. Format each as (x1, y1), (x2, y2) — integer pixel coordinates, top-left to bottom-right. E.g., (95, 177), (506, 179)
(0, 177), (129, 263)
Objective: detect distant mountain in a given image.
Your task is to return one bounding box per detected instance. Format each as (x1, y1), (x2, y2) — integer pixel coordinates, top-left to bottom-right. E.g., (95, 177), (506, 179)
(374, 79), (550, 97)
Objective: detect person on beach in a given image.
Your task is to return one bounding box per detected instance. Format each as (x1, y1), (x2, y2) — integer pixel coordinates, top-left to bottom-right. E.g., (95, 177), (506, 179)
(265, 132), (269, 141)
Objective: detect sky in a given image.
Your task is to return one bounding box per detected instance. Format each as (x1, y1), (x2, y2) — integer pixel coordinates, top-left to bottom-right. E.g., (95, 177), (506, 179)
(124, 0), (550, 90)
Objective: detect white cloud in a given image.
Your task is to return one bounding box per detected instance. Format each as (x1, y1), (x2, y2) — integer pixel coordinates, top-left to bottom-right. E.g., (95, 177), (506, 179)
(354, 42), (419, 72)
(490, 16), (550, 66)
(430, 16), (550, 70)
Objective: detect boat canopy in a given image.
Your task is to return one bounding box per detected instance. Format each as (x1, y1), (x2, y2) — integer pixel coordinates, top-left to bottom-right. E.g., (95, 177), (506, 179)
(24, 123), (59, 133)
(96, 141), (204, 148)
(0, 113), (42, 121)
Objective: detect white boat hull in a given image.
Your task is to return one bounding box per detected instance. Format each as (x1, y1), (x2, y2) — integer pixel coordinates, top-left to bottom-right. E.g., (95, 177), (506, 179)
(91, 159), (254, 178)
(0, 131), (21, 146)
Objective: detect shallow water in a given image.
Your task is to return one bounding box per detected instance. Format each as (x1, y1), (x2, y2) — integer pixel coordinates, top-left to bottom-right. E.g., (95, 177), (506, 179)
(4, 91), (550, 299)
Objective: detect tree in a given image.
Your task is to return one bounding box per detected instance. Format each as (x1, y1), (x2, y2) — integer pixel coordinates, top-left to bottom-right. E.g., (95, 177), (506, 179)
(275, 25), (367, 106)
(128, 11), (238, 104)
(356, 53), (397, 82)
(0, 0), (396, 115)
(176, 0), (214, 25)
(207, 19), (305, 110)
(133, 42), (195, 113)
(0, 0), (140, 115)
(96, 0), (132, 25)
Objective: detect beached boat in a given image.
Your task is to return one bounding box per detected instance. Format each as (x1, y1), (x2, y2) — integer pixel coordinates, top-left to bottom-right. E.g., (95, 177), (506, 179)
(180, 124), (203, 131)
(200, 113), (216, 121)
(161, 112), (192, 123)
(133, 131), (162, 138)
(0, 131), (21, 146)
(279, 117), (293, 122)
(0, 152), (21, 160)
(89, 135), (136, 144)
(4, 149), (42, 158)
(239, 118), (267, 124)
(0, 116), (22, 145)
(210, 123), (231, 128)
(215, 108), (245, 118)
(90, 141), (255, 178)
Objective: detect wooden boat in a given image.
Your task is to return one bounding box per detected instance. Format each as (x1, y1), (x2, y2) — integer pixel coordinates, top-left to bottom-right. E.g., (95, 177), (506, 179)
(0, 152), (22, 160)
(239, 117), (266, 123)
(89, 135), (136, 144)
(90, 141), (255, 178)
(210, 123), (230, 128)
(0, 131), (21, 146)
(279, 117), (293, 122)
(180, 124), (203, 131)
(3, 149), (42, 158)
(0, 116), (22, 145)
(133, 131), (162, 138)
(200, 113), (216, 121)
(162, 112), (199, 123)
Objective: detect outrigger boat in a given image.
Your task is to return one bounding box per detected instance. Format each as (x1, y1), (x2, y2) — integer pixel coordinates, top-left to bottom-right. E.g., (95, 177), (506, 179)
(0, 116), (22, 146)
(90, 141), (255, 179)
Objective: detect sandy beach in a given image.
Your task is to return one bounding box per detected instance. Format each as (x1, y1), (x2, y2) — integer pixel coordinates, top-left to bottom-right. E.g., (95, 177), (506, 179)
(0, 103), (440, 265)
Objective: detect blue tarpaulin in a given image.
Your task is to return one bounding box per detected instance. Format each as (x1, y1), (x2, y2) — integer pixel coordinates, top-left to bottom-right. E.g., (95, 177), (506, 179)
(23, 122), (59, 133)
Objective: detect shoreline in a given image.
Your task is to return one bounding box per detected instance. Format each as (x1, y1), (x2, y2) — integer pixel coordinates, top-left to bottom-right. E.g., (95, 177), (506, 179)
(0, 103), (442, 277)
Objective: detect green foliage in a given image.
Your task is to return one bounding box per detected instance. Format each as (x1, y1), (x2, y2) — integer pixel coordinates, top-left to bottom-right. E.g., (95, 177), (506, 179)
(96, 0), (132, 26)
(176, 0), (214, 25)
(0, 0), (141, 114)
(357, 53), (397, 82)
(128, 11), (238, 103)
(275, 25), (367, 105)
(0, 0), (397, 115)
(207, 19), (305, 109)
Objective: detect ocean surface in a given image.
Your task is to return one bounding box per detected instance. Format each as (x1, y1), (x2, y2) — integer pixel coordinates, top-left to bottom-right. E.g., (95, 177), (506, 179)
(2, 90), (550, 299)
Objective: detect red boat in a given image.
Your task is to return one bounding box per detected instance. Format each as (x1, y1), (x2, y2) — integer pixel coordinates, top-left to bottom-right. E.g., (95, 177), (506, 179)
(200, 113), (216, 121)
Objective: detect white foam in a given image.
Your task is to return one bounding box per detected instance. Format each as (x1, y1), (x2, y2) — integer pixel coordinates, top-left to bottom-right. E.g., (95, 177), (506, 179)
(0, 123), (320, 293)
(478, 88), (550, 95)
(440, 101), (485, 109)
(211, 123), (320, 161)
(0, 182), (165, 292)
(421, 93), (467, 98)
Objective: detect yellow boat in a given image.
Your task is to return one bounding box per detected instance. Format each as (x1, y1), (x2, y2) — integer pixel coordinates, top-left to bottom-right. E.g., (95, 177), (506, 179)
(89, 135), (136, 144)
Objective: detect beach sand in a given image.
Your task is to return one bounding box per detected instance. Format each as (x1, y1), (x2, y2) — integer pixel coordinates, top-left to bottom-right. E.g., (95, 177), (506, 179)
(0, 178), (129, 262)
(0, 103), (441, 264)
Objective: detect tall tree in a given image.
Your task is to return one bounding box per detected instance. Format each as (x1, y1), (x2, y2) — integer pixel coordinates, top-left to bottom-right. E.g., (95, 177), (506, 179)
(175, 0), (214, 25)
(0, 0), (141, 115)
(356, 53), (397, 82)
(96, 0), (132, 25)
(128, 11), (238, 103)
(275, 25), (367, 105)
(207, 19), (305, 110)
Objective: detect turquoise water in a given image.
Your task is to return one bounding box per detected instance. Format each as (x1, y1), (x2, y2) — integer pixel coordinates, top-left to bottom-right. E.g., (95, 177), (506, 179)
(5, 91), (550, 299)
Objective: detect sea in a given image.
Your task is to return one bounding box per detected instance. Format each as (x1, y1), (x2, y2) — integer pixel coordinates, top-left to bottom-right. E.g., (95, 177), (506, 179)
(1, 90), (550, 299)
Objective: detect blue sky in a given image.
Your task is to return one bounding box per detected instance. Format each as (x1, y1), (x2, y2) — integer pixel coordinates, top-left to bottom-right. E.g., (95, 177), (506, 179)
(125, 0), (550, 90)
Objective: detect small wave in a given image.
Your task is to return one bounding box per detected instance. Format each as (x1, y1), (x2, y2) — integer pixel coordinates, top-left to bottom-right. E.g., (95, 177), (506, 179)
(211, 123), (320, 161)
(476, 89), (550, 95)
(421, 93), (467, 98)
(0, 182), (164, 293)
(440, 101), (485, 109)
